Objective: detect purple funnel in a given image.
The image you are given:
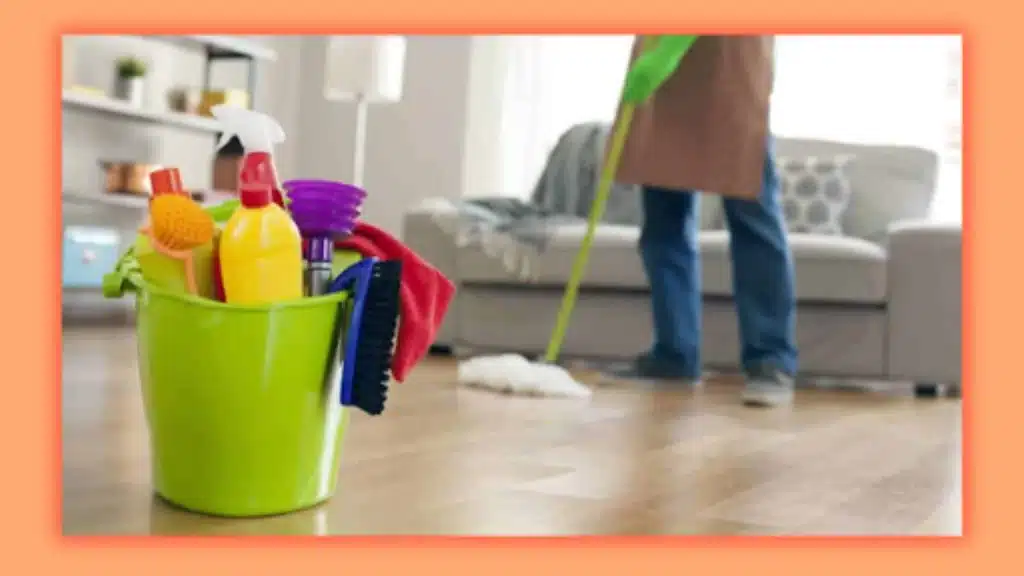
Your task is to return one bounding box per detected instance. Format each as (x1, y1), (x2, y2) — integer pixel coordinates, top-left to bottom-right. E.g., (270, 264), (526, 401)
(289, 196), (364, 212)
(284, 179), (368, 296)
(284, 179), (366, 201)
(288, 199), (362, 220)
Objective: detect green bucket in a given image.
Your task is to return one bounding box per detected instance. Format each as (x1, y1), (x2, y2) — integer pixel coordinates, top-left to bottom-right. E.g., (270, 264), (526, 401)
(104, 248), (357, 518)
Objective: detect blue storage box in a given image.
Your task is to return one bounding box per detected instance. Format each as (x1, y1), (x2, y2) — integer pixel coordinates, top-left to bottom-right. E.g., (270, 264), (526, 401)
(62, 226), (122, 288)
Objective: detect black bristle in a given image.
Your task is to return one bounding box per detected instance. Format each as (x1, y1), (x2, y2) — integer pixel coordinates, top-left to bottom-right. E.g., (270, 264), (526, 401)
(350, 260), (402, 416)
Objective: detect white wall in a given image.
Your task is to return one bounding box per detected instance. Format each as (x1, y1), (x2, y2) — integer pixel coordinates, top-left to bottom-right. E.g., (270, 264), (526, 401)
(461, 37), (516, 201)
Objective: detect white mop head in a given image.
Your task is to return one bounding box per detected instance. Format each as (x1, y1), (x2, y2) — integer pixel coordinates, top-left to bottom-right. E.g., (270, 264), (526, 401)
(457, 354), (592, 398)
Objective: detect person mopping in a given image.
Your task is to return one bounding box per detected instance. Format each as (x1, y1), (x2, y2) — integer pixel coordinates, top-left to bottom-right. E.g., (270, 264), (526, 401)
(603, 35), (799, 408)
(460, 35), (799, 408)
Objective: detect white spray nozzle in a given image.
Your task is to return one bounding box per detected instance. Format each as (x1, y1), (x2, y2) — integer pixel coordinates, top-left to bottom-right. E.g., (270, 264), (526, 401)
(212, 105), (286, 154)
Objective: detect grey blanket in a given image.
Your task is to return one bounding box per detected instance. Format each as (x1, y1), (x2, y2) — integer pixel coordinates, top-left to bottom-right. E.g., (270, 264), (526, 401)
(452, 197), (582, 251)
(431, 122), (642, 280)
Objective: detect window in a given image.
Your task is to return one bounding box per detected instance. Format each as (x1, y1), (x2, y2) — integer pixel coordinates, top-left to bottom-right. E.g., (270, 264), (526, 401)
(770, 35), (962, 222)
(484, 35), (632, 198)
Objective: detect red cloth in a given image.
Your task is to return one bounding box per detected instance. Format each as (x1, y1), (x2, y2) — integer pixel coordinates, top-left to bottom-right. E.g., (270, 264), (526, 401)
(211, 251), (226, 302)
(336, 222), (455, 382)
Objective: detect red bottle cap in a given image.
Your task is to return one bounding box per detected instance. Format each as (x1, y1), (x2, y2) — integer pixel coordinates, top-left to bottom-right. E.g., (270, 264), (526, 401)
(239, 183), (273, 208)
(150, 168), (186, 197)
(239, 152), (277, 188)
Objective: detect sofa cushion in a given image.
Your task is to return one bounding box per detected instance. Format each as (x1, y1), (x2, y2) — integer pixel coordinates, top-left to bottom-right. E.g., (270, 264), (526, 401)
(700, 230), (888, 304)
(777, 155), (854, 235)
(776, 138), (939, 244)
(457, 225), (887, 305)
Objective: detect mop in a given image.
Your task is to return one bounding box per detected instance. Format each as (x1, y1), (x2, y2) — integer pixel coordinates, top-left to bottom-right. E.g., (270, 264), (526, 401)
(458, 35), (699, 397)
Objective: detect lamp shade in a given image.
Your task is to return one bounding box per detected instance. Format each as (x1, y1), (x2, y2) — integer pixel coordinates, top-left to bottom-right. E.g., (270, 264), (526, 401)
(324, 35), (406, 103)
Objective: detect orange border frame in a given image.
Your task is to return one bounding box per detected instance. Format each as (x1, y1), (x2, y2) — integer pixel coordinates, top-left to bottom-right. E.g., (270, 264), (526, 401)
(7, 0), (998, 571)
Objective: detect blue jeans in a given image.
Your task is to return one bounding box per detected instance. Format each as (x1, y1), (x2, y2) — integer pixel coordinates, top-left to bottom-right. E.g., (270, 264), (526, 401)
(638, 137), (798, 378)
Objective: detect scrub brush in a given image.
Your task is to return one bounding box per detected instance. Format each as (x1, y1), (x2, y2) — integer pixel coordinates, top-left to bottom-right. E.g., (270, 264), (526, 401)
(140, 194), (216, 295)
(328, 258), (402, 416)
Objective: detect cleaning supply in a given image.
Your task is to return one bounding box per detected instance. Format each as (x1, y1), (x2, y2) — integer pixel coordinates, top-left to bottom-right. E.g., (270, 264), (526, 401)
(211, 105), (286, 208)
(206, 198), (241, 223)
(204, 197), (235, 302)
(327, 258), (402, 415)
(135, 169), (217, 297)
(621, 35), (699, 104)
(335, 222), (455, 382)
(150, 195), (215, 251)
(219, 181), (303, 305)
(456, 35), (697, 397)
(210, 234), (226, 302)
(101, 247), (355, 517)
(212, 105), (303, 304)
(284, 179), (366, 296)
(333, 249), (364, 278)
(149, 167), (190, 199)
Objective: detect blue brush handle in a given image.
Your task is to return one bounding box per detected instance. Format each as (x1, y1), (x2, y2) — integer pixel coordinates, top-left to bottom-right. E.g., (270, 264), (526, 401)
(327, 257), (378, 406)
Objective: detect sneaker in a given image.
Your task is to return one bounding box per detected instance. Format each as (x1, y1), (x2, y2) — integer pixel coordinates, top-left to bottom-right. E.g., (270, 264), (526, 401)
(741, 366), (796, 407)
(600, 353), (702, 386)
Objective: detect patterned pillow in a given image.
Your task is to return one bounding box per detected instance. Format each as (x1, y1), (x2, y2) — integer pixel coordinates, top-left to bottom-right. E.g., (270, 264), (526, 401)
(778, 155), (854, 235)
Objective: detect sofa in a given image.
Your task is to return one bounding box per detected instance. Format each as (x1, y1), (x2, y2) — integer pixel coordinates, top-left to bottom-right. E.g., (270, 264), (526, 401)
(403, 129), (962, 396)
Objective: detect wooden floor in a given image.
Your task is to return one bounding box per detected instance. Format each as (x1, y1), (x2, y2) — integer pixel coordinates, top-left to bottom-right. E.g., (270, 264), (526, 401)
(62, 326), (962, 536)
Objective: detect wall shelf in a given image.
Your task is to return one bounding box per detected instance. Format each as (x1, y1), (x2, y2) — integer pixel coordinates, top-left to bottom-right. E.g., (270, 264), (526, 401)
(64, 189), (148, 211)
(62, 90), (223, 133)
(64, 189), (237, 210)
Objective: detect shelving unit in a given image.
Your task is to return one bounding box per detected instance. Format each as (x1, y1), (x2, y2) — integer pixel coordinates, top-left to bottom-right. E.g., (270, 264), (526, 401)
(62, 89), (223, 133)
(65, 34), (277, 142)
(61, 35), (277, 311)
(61, 34), (277, 197)
(63, 189), (237, 211)
(63, 189), (150, 210)
(147, 35), (276, 104)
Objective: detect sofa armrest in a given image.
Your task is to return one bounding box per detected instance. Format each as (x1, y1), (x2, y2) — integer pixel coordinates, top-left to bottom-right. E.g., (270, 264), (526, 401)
(886, 219), (962, 384)
(401, 199), (462, 347)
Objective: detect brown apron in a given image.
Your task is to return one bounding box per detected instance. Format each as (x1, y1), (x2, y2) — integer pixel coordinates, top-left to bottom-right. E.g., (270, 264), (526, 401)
(614, 35), (775, 200)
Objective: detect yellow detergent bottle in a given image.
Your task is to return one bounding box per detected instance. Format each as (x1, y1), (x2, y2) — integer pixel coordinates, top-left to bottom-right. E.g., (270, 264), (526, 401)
(219, 181), (303, 304)
(213, 105), (302, 304)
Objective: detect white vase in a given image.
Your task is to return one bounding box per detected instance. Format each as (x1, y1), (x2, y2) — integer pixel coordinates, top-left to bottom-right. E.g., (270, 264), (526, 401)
(114, 76), (144, 107)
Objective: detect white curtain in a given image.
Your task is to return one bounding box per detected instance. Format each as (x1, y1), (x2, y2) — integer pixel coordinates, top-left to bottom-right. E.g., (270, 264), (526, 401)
(490, 35), (633, 198)
(486, 34), (962, 223)
(771, 35), (962, 222)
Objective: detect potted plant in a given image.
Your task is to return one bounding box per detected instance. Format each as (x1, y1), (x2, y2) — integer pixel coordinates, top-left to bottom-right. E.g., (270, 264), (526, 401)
(114, 57), (147, 107)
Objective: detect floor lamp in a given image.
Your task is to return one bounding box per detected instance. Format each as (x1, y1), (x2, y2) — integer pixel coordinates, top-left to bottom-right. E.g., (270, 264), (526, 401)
(323, 35), (407, 189)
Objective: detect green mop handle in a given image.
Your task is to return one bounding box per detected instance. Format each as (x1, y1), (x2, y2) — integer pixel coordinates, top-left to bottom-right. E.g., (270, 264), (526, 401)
(543, 35), (698, 364)
(542, 103), (637, 363)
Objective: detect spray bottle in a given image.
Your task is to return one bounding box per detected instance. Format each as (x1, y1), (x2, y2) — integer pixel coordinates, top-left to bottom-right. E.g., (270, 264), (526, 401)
(212, 105), (303, 304)
(212, 105), (287, 208)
